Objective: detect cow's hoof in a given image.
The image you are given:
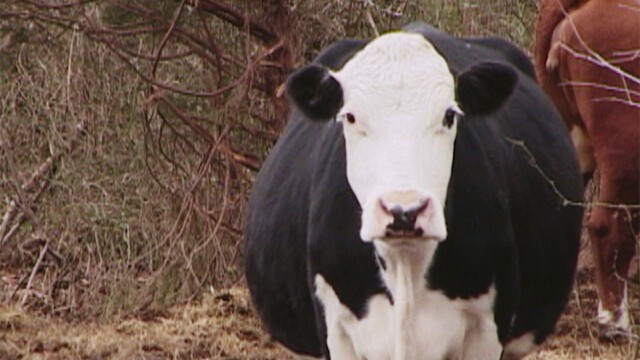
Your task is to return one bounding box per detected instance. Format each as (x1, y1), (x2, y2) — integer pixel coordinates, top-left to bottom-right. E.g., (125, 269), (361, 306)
(597, 301), (630, 339)
(597, 325), (632, 341)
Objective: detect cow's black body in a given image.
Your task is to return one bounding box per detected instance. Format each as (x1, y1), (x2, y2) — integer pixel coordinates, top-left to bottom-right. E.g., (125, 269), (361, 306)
(244, 22), (583, 358)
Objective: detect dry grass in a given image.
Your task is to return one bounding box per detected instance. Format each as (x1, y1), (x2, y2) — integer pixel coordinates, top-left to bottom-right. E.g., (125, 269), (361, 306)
(0, 0), (541, 322)
(0, 287), (287, 360)
(1, 1), (639, 359)
(0, 273), (637, 360)
(0, 27), (184, 319)
(535, 269), (639, 360)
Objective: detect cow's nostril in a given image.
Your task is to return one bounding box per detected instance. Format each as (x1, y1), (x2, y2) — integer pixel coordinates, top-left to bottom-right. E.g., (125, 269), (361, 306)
(387, 204), (425, 232)
(389, 206), (408, 223)
(405, 199), (429, 220)
(379, 196), (431, 235)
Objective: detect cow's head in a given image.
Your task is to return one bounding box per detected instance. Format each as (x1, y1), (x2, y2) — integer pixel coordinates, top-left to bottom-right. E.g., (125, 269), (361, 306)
(287, 32), (516, 243)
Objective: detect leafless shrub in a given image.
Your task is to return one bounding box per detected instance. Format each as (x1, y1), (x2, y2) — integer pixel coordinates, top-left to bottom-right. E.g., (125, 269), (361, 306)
(0, 0), (538, 318)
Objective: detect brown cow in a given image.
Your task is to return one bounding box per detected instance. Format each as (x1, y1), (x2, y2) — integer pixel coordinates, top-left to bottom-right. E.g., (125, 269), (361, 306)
(534, 0), (639, 332)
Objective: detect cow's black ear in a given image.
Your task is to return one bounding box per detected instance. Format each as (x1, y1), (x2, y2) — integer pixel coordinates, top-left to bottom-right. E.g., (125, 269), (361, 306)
(456, 62), (517, 116)
(286, 64), (343, 122)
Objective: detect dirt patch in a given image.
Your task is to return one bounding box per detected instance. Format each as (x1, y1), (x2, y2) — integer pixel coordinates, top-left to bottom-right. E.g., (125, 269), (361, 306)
(536, 268), (639, 360)
(0, 276), (637, 359)
(0, 287), (287, 360)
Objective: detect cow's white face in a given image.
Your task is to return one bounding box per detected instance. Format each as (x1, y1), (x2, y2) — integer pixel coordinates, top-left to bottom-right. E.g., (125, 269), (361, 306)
(286, 31), (517, 244)
(332, 33), (459, 242)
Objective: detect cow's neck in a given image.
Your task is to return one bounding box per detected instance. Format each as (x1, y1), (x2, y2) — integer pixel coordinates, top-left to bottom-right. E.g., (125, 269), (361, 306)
(374, 240), (439, 359)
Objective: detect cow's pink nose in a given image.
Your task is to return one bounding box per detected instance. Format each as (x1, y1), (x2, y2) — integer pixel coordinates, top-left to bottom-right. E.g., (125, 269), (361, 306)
(380, 197), (430, 237)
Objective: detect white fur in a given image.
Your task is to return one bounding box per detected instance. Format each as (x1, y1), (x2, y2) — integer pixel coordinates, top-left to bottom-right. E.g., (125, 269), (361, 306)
(312, 33), (501, 359)
(314, 239), (501, 360)
(375, 241), (439, 359)
(597, 284), (630, 331)
(315, 275), (370, 359)
(502, 332), (537, 360)
(331, 32), (458, 242)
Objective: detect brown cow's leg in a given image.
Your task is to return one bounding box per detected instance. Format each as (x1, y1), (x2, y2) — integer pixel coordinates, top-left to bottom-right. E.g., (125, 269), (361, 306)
(587, 181), (638, 331)
(565, 51), (639, 333)
(536, 0), (640, 336)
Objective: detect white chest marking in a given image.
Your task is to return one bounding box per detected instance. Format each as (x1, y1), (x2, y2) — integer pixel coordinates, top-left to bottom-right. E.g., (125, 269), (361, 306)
(502, 332), (536, 360)
(314, 241), (502, 360)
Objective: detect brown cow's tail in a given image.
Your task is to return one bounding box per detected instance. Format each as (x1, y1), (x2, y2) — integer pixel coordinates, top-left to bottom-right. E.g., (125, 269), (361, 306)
(534, 0), (587, 127)
(533, 0), (583, 89)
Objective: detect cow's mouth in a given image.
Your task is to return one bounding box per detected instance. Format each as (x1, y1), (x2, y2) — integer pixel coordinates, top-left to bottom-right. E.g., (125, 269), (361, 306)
(384, 226), (424, 238)
(359, 191), (448, 242)
(381, 223), (445, 242)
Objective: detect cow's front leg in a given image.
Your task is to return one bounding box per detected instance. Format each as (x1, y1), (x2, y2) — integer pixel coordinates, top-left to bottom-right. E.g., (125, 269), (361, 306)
(588, 205), (635, 332)
(326, 321), (359, 359)
(315, 275), (360, 359)
(461, 318), (502, 360)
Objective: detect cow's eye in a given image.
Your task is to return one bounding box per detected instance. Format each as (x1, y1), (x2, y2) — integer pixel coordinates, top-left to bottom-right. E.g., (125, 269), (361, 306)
(346, 113), (356, 124)
(443, 108), (458, 129)
(341, 112), (366, 135)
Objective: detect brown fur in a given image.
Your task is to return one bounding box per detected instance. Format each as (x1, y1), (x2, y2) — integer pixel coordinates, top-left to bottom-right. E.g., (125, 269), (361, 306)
(534, 0), (640, 327)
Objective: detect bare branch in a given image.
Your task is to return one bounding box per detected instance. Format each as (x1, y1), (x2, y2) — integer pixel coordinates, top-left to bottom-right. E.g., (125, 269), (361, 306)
(559, 43), (640, 87)
(0, 123), (87, 251)
(184, 0), (278, 43)
(592, 97), (640, 108)
(20, 234), (49, 308)
(558, 81), (640, 98)
(152, 0), (188, 79)
(504, 136), (640, 211)
(21, 0), (97, 10)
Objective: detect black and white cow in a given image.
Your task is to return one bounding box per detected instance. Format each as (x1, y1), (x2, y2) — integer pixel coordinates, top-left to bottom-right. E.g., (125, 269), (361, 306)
(244, 22), (583, 360)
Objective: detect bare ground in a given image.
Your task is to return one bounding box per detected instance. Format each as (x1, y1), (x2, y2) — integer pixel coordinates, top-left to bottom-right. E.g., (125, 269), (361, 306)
(0, 286), (287, 360)
(1, 265), (638, 360)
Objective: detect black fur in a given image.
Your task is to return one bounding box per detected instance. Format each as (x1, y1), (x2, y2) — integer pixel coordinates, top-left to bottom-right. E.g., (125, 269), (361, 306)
(313, 39), (366, 69)
(457, 62), (518, 115)
(466, 37), (536, 79)
(244, 39), (367, 357)
(245, 22), (583, 358)
(286, 64), (343, 121)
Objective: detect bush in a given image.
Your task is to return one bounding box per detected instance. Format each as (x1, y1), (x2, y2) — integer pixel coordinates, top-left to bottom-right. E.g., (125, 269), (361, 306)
(0, 0), (537, 318)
